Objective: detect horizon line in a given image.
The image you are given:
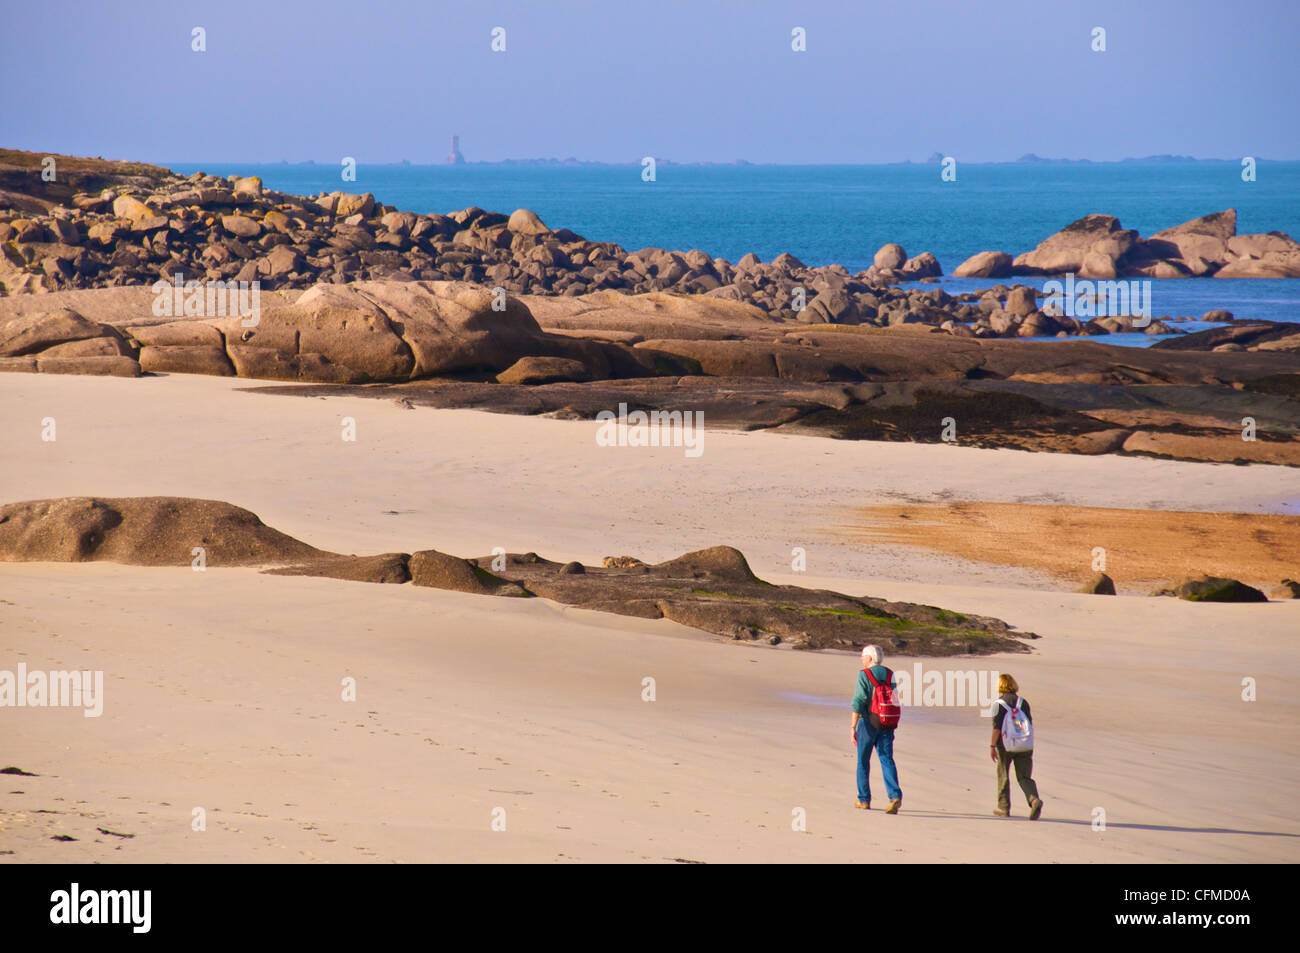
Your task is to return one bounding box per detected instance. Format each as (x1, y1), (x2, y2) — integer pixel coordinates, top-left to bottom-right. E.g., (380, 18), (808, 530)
(152, 155), (1298, 169)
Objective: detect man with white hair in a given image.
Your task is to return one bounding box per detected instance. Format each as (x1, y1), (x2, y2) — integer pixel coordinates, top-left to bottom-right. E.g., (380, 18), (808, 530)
(850, 644), (902, 813)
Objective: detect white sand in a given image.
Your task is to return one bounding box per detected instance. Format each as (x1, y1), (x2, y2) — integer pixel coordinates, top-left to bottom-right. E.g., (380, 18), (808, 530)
(1, 373), (1297, 863)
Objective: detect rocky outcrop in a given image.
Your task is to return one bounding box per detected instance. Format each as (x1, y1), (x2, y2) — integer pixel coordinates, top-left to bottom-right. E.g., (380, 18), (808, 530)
(1010, 210), (1300, 279)
(0, 151), (949, 315)
(251, 328), (1300, 466)
(1013, 215), (1125, 276)
(6, 153), (1278, 350)
(0, 497), (325, 565)
(1151, 321), (1300, 352)
(0, 281), (668, 384)
(1216, 233), (1300, 277)
(1152, 573), (1269, 602)
(3, 279), (1297, 466)
(477, 547), (1034, 654)
(12, 273), (1212, 385)
(1144, 210), (1236, 276)
(0, 495), (1033, 656)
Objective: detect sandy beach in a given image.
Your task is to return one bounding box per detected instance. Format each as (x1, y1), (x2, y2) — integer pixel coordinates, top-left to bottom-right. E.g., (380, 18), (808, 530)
(3, 374), (1297, 863)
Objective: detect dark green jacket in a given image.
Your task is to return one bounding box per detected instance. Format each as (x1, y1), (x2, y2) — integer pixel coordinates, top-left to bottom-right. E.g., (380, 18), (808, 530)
(851, 665), (895, 716)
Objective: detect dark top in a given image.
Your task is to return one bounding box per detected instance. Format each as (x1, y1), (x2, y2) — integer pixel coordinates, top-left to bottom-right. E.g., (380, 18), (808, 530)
(992, 691), (1032, 731)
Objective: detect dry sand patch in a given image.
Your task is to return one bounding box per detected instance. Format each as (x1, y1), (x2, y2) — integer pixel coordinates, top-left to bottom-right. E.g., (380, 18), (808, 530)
(843, 502), (1300, 592)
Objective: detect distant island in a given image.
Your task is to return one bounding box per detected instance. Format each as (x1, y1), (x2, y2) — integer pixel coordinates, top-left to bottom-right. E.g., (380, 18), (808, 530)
(1013, 153), (1231, 164)
(227, 154), (1284, 168)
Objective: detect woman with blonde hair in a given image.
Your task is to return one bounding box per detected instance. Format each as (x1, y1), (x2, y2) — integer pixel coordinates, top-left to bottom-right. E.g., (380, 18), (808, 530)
(990, 673), (1043, 819)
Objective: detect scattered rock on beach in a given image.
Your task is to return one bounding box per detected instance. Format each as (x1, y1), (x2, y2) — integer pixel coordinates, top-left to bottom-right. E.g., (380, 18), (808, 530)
(1269, 579), (1300, 599)
(1152, 573), (1268, 603)
(0, 494), (1035, 656)
(486, 547), (1034, 655)
(1079, 572), (1116, 595)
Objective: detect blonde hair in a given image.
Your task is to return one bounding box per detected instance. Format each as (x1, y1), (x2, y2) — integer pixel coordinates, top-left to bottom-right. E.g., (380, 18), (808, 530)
(998, 673), (1019, 693)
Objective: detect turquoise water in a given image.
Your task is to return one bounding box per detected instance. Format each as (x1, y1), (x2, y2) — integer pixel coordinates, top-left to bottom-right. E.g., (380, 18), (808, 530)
(171, 160), (1300, 328)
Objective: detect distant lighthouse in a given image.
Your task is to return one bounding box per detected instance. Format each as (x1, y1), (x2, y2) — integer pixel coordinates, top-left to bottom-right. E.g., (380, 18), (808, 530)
(446, 135), (465, 165)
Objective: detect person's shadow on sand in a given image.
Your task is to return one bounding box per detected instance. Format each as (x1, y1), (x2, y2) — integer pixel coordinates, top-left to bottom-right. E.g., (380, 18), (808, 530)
(899, 811), (1299, 838)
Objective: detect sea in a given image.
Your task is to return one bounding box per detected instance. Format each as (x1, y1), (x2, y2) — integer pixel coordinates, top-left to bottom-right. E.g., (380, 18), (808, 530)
(169, 160), (1300, 347)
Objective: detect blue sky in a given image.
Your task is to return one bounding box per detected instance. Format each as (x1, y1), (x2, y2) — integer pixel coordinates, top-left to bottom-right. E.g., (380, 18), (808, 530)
(2, 0), (1297, 164)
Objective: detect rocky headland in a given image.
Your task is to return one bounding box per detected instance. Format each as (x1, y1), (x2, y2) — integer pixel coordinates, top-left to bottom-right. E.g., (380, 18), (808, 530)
(5, 149), (1298, 337)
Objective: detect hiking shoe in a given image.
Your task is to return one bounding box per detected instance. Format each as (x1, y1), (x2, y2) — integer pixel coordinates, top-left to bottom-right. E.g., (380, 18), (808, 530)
(1029, 798), (1043, 820)
(885, 798), (902, 814)
(993, 807), (1010, 817)
(855, 800), (870, 810)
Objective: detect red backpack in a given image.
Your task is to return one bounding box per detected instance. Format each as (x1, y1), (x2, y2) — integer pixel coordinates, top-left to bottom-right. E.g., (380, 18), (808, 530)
(865, 668), (902, 729)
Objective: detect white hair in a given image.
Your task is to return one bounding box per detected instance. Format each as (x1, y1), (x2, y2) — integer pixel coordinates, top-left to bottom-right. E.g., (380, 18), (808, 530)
(861, 644), (883, 666)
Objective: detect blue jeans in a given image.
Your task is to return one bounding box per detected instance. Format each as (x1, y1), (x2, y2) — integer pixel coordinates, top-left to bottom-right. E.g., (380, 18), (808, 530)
(856, 721), (901, 803)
